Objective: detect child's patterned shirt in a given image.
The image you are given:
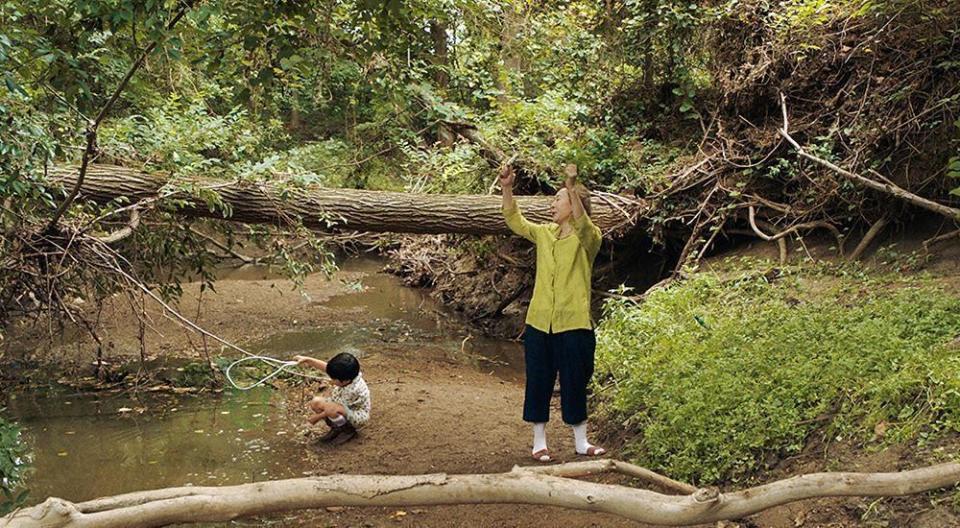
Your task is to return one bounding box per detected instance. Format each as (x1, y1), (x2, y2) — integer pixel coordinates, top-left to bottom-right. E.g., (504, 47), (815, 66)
(330, 373), (371, 427)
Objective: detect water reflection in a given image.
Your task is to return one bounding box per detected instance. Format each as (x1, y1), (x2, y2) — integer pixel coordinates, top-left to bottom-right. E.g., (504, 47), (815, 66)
(3, 257), (523, 507)
(7, 387), (301, 503)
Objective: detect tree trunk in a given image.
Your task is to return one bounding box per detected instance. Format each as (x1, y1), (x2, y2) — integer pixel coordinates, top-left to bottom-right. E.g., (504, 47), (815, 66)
(47, 165), (642, 236)
(430, 20), (455, 147)
(496, 3), (525, 103)
(430, 20), (450, 90)
(5, 460), (960, 528)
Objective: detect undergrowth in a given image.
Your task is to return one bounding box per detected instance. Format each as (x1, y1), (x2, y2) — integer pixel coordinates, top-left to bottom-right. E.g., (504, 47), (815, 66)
(595, 265), (960, 485)
(0, 413), (29, 515)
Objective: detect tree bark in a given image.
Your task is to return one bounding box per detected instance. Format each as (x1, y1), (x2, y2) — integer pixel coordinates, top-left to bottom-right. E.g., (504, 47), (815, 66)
(496, 3), (525, 102)
(5, 460), (960, 528)
(430, 20), (455, 147)
(848, 216), (889, 261)
(47, 165), (642, 236)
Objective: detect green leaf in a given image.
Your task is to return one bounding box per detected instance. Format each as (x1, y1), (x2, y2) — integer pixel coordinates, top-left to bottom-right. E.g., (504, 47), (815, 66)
(2, 74), (26, 97)
(948, 158), (960, 177)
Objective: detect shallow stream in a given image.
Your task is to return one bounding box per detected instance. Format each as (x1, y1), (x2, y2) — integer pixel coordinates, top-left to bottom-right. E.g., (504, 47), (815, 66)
(2, 257), (523, 507)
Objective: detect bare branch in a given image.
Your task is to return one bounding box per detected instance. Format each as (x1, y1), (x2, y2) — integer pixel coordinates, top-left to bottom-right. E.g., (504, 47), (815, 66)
(7, 460), (960, 527)
(187, 227), (255, 264)
(753, 220), (790, 265)
(92, 209), (141, 245)
(748, 205), (844, 254)
(848, 216), (889, 261)
(46, 1), (194, 232)
(519, 459), (698, 495)
(923, 229), (960, 250)
(778, 93), (960, 221)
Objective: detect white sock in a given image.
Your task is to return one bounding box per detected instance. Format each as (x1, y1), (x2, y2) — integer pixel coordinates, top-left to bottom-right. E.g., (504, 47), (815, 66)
(532, 423), (547, 453)
(573, 421), (598, 454)
(329, 415), (347, 427)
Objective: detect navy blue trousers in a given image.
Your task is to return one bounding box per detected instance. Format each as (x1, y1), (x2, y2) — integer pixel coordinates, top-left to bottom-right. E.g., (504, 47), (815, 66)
(522, 325), (596, 425)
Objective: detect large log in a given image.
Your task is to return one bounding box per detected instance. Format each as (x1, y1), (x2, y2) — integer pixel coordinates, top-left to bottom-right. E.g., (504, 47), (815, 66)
(47, 165), (643, 236)
(5, 459), (960, 528)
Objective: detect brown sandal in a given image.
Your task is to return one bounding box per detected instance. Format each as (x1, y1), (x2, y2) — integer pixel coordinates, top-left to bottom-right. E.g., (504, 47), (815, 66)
(532, 448), (552, 463)
(578, 446), (606, 456)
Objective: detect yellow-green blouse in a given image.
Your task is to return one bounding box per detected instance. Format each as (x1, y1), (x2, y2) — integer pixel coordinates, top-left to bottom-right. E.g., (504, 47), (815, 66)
(503, 201), (602, 333)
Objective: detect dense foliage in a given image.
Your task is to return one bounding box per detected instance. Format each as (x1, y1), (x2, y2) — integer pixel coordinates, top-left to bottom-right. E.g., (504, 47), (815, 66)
(0, 414), (29, 515)
(596, 265), (960, 484)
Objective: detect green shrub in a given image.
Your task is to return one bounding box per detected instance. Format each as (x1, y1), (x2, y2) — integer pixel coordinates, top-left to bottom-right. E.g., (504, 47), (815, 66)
(399, 142), (489, 194)
(99, 91), (287, 177)
(0, 414), (29, 516)
(596, 270), (960, 484)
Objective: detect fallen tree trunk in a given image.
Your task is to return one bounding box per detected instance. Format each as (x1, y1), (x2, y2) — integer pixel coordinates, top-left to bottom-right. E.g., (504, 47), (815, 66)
(5, 459), (960, 528)
(47, 165), (643, 236)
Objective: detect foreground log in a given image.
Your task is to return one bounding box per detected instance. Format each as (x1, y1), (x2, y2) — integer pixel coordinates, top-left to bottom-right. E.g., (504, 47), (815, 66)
(47, 165), (643, 236)
(5, 459), (960, 528)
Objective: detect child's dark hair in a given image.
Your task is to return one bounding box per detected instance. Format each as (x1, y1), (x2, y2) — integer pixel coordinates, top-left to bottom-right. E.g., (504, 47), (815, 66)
(326, 352), (360, 382)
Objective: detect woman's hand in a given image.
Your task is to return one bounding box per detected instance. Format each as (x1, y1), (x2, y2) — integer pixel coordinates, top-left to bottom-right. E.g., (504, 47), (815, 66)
(499, 163), (516, 191)
(564, 164), (586, 220)
(563, 163), (578, 190)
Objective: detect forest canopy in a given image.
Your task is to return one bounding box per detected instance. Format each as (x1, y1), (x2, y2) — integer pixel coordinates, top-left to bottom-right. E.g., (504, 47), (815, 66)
(1, 0), (958, 356)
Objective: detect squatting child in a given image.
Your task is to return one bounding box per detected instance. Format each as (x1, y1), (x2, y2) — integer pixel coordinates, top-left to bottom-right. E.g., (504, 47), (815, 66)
(294, 351), (371, 445)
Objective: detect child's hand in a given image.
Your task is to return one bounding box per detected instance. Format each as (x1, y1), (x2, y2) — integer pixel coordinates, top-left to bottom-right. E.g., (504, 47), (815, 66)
(293, 355), (309, 365)
(499, 163), (516, 190)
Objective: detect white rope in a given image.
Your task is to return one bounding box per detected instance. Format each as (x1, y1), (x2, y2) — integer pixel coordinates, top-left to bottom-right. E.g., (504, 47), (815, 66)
(106, 259), (330, 391)
(224, 355), (327, 390)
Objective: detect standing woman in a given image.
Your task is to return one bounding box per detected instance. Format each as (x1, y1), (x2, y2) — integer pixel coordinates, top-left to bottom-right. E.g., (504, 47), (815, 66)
(500, 162), (605, 462)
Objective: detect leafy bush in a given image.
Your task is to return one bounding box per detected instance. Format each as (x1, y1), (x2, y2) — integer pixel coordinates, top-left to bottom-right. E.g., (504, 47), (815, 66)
(596, 269), (960, 484)
(272, 140), (355, 188)
(486, 91), (589, 177)
(400, 142), (489, 194)
(0, 414), (29, 516)
(0, 89), (67, 218)
(99, 92), (286, 177)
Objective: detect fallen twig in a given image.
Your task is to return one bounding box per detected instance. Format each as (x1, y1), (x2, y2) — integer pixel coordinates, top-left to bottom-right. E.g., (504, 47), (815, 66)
(748, 205), (844, 255)
(848, 216), (889, 261)
(92, 209), (141, 245)
(923, 229), (960, 250)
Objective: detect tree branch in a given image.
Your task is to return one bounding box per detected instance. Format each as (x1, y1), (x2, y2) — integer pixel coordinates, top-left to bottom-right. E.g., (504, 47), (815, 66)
(778, 93), (960, 221)
(520, 459), (697, 495)
(848, 216), (889, 261)
(748, 205), (844, 255)
(923, 229), (960, 250)
(6, 460), (960, 527)
(45, 1), (194, 232)
(91, 209), (141, 245)
(186, 227), (255, 264)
